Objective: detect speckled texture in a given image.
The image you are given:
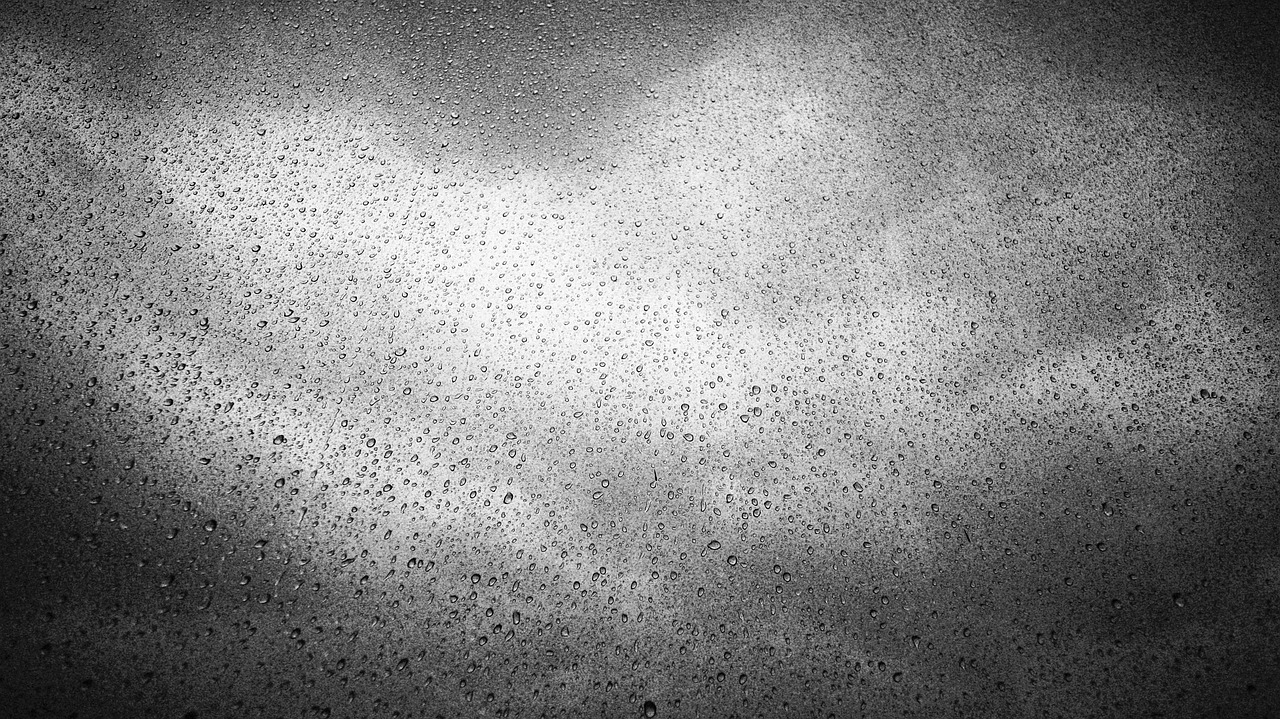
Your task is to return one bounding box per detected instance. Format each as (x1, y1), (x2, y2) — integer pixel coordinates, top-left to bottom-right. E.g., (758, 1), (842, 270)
(1, 0), (1278, 717)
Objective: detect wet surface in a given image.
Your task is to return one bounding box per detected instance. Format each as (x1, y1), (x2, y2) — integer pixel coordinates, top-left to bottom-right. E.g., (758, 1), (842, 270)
(1, 0), (1279, 717)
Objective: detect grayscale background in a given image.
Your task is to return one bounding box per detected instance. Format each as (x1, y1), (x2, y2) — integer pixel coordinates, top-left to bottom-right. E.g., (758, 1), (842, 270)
(1, 0), (1278, 717)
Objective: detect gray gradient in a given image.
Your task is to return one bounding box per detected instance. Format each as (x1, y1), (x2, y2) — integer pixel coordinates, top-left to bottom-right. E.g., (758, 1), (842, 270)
(1, 0), (1278, 717)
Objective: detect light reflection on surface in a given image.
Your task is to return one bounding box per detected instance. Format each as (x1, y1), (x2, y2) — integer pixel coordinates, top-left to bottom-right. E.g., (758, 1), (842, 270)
(1, 1), (1278, 717)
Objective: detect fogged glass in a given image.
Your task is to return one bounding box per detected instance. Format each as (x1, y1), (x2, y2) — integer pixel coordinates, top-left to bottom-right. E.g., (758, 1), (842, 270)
(1, 0), (1277, 717)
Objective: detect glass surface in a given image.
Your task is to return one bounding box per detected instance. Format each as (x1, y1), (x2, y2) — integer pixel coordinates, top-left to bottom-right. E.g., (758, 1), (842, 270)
(2, 1), (1278, 716)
